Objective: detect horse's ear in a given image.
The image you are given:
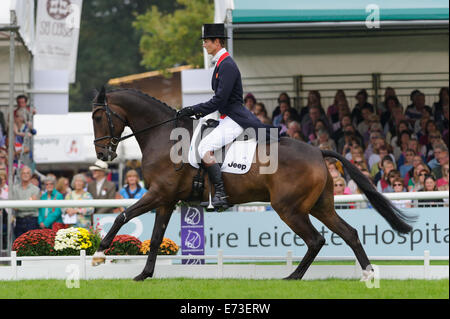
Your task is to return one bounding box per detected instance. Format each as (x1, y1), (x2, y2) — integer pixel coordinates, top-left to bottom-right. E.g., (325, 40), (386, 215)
(96, 86), (107, 104)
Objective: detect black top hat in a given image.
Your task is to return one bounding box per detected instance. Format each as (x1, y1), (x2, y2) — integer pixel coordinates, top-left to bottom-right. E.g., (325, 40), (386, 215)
(201, 23), (229, 39)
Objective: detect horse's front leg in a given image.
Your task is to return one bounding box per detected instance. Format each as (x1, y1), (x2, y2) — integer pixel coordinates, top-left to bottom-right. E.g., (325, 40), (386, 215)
(133, 205), (174, 281)
(92, 191), (162, 266)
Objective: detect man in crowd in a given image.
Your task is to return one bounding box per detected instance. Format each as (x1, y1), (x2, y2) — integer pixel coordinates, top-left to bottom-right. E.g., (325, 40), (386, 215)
(11, 165), (40, 238)
(87, 160), (116, 214)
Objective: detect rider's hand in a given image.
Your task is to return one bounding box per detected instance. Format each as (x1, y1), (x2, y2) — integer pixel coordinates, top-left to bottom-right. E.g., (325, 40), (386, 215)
(176, 106), (195, 118)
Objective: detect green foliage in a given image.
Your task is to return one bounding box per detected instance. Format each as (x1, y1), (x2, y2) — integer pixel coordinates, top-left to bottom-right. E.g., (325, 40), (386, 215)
(69, 0), (178, 111)
(133, 0), (214, 73)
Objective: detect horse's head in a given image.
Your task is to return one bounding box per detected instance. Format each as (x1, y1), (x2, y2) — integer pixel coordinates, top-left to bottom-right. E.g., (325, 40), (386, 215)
(91, 86), (128, 161)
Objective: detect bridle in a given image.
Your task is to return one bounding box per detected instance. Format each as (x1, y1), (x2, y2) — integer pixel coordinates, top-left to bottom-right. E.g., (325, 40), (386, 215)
(92, 101), (129, 161)
(92, 99), (183, 170)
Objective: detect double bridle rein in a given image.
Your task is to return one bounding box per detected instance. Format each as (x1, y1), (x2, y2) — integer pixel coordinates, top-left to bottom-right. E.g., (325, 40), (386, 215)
(92, 100), (182, 169)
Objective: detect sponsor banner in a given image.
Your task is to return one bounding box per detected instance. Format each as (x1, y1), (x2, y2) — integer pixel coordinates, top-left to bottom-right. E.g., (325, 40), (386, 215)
(33, 134), (89, 163)
(94, 207), (449, 258)
(180, 206), (205, 264)
(34, 0), (83, 82)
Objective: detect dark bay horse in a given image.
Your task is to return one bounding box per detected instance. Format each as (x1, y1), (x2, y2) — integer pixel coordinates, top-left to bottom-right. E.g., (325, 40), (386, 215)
(90, 87), (415, 281)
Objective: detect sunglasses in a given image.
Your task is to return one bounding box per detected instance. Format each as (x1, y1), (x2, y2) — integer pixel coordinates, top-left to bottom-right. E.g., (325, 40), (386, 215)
(393, 183), (403, 187)
(334, 184), (344, 187)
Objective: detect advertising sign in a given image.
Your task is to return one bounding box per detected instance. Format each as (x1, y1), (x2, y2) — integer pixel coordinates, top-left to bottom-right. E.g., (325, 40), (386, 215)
(95, 207), (449, 258)
(180, 206), (205, 264)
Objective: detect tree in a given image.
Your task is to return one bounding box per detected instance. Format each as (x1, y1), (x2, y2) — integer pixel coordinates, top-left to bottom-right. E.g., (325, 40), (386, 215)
(69, 0), (178, 112)
(133, 0), (214, 73)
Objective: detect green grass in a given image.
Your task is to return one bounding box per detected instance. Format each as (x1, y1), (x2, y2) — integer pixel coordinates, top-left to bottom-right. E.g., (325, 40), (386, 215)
(0, 278), (447, 299)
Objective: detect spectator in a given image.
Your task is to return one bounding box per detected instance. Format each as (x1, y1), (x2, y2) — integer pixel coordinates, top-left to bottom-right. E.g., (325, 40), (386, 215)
(312, 129), (336, 151)
(423, 131), (442, 162)
(391, 178), (412, 208)
(62, 174), (94, 228)
(392, 129), (412, 162)
(338, 125), (363, 155)
(14, 94), (36, 121)
(405, 91), (432, 125)
(326, 158), (344, 179)
(363, 120), (384, 146)
(331, 113), (352, 143)
(356, 105), (374, 137)
(352, 89), (374, 126)
(384, 105), (408, 143)
(299, 90), (323, 123)
(11, 165), (40, 238)
(244, 93), (256, 113)
(333, 176), (352, 195)
(286, 121), (303, 140)
(13, 108), (37, 166)
(56, 177), (71, 198)
(327, 89), (348, 128)
(436, 163), (449, 190)
(30, 173), (41, 189)
(418, 175), (443, 207)
(369, 145), (395, 176)
(87, 160), (116, 214)
(379, 89), (401, 125)
(432, 146), (449, 179)
(398, 149), (416, 178)
(119, 169), (147, 199)
(302, 105), (330, 142)
(254, 102), (272, 125)
(271, 92), (291, 120)
(272, 101), (289, 127)
(364, 134), (384, 162)
(433, 87), (449, 128)
(374, 157), (395, 191)
(384, 169), (401, 193)
(419, 119), (439, 147)
(279, 109), (293, 135)
(38, 176), (64, 229)
(0, 171), (8, 199)
(408, 164), (430, 192)
(0, 149), (8, 174)
(397, 138), (425, 168)
(439, 105), (449, 146)
(123, 159), (143, 182)
(416, 116), (431, 143)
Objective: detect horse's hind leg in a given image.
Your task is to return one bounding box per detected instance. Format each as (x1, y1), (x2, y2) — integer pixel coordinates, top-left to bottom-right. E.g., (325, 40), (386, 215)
(134, 205), (174, 281)
(280, 213), (325, 280)
(92, 191), (162, 266)
(310, 176), (374, 280)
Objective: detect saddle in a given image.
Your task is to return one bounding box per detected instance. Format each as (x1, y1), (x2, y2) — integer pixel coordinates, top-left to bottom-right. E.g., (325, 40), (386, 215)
(187, 117), (257, 204)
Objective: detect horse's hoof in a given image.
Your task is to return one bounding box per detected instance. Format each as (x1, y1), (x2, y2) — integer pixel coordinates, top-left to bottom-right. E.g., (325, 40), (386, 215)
(91, 251), (106, 266)
(283, 275), (298, 280)
(360, 269), (375, 282)
(133, 272), (150, 282)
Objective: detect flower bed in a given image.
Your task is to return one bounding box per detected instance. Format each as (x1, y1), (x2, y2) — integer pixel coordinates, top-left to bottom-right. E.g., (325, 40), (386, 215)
(140, 237), (179, 255)
(12, 229), (57, 256)
(104, 235), (142, 255)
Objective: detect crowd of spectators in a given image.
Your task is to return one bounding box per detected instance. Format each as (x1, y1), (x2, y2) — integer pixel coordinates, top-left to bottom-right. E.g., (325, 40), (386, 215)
(244, 87), (449, 198)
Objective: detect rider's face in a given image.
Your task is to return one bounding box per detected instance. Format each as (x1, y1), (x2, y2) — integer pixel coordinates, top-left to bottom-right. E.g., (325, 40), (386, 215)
(203, 38), (221, 56)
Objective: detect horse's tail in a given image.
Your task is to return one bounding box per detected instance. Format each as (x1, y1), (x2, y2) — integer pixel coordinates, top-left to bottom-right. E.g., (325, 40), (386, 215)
(321, 150), (416, 234)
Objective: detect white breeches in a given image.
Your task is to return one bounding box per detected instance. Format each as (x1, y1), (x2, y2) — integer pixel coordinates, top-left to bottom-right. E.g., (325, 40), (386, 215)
(198, 116), (244, 159)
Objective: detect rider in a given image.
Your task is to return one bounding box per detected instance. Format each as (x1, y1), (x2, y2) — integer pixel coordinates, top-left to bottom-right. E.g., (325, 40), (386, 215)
(177, 23), (279, 210)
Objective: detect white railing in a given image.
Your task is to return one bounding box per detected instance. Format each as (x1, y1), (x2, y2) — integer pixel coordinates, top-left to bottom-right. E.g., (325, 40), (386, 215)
(0, 249), (447, 280)
(0, 191), (448, 208)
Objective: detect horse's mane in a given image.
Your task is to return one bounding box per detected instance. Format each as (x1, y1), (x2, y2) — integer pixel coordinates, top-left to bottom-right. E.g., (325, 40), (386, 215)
(107, 88), (177, 114)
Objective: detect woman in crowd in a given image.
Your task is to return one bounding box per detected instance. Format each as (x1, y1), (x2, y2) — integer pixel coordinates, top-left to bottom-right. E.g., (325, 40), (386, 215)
(56, 177), (71, 198)
(327, 90), (348, 128)
(119, 169), (147, 199)
(418, 175), (444, 207)
(333, 176), (352, 195)
(407, 164), (430, 192)
(391, 178), (412, 209)
(254, 102), (272, 125)
(437, 163), (449, 191)
(38, 176), (64, 229)
(375, 157), (395, 192)
(0, 170), (8, 200)
(62, 174), (94, 228)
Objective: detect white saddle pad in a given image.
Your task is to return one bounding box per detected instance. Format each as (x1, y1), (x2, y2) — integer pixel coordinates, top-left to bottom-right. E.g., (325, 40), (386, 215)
(188, 117), (257, 174)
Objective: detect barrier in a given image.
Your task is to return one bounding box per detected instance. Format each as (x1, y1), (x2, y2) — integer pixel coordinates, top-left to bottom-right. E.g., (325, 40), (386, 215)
(0, 249), (447, 280)
(1, 191), (448, 280)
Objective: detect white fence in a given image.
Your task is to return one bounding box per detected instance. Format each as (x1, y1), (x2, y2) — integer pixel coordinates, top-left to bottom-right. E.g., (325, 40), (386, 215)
(0, 249), (448, 281)
(0, 191), (448, 280)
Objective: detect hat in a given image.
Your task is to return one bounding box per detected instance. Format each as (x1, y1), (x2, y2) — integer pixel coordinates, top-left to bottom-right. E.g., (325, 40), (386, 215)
(89, 160), (109, 171)
(201, 23), (229, 39)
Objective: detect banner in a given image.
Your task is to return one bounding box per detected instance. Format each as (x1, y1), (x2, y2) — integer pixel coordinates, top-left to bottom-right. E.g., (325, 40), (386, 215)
(95, 207), (449, 258)
(34, 0), (83, 83)
(181, 206), (205, 264)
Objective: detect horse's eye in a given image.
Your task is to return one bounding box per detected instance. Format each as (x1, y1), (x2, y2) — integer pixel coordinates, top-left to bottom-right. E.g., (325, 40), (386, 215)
(94, 116), (102, 123)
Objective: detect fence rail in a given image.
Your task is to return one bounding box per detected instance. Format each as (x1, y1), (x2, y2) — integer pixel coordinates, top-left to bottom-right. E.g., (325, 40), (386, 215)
(0, 249), (447, 280)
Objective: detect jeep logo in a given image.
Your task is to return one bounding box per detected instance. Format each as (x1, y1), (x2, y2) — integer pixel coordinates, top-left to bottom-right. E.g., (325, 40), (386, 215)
(228, 161), (246, 170)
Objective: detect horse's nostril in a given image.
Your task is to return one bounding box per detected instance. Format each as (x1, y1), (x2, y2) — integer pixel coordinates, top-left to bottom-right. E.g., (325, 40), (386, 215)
(97, 152), (105, 160)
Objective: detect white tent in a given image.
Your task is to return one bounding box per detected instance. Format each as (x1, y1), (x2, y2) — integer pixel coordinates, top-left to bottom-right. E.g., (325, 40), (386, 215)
(33, 113), (142, 164)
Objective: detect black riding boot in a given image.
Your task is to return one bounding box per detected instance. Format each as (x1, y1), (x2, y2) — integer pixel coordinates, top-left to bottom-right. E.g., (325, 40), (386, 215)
(202, 163), (229, 210)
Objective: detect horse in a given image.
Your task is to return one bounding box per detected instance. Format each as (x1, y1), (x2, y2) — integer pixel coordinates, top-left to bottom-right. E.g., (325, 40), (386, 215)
(90, 87), (415, 281)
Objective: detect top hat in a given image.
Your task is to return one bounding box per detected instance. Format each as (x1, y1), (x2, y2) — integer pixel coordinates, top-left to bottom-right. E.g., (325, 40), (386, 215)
(201, 23), (229, 39)
(89, 159), (109, 171)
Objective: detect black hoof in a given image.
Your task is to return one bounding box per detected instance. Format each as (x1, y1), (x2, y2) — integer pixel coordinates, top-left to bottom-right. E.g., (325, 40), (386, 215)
(133, 272), (151, 281)
(283, 274), (300, 280)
